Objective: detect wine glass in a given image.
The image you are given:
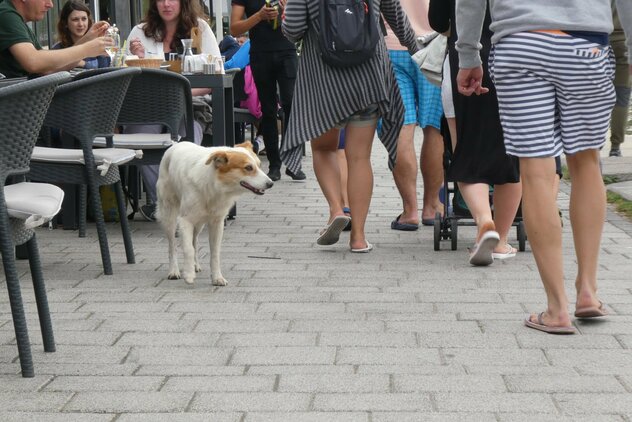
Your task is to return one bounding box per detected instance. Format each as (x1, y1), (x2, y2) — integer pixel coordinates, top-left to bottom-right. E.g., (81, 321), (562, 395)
(105, 24), (120, 66)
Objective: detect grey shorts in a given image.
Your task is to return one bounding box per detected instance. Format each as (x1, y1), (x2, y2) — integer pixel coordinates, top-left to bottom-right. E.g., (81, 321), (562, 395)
(334, 104), (379, 129)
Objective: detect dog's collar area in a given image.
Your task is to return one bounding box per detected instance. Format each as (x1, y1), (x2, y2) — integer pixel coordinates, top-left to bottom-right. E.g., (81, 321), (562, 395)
(240, 181), (265, 195)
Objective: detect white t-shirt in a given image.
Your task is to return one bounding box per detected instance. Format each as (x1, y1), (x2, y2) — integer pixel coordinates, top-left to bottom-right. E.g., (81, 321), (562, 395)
(127, 18), (220, 59)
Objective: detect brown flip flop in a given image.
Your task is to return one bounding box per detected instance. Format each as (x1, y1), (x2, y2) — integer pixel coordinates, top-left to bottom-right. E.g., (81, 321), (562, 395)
(575, 302), (608, 319)
(524, 312), (577, 334)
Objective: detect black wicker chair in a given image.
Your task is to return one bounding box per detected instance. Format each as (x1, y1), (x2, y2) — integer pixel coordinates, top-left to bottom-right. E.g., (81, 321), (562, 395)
(28, 67), (141, 275)
(0, 72), (71, 377)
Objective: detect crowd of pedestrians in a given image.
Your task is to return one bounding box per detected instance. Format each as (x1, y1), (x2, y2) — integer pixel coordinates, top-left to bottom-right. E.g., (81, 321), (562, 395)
(1, 0), (631, 334)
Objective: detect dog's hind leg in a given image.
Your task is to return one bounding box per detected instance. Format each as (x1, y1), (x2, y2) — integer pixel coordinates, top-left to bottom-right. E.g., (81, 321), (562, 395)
(192, 223), (204, 273)
(207, 216), (227, 286)
(159, 200), (181, 280)
(179, 218), (197, 285)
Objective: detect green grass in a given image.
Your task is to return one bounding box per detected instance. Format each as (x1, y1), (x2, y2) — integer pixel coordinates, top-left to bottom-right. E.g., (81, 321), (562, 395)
(607, 191), (632, 220)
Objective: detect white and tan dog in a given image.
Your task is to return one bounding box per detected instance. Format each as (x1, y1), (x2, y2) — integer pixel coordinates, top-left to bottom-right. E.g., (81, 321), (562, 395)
(156, 141), (273, 286)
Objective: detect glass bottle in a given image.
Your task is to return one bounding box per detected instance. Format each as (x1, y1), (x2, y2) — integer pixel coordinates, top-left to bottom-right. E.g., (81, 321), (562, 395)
(181, 38), (195, 75)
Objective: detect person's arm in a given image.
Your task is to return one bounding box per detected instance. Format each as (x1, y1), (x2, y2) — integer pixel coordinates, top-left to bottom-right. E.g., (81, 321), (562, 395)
(381, 0), (417, 54)
(75, 21), (109, 45)
(199, 19), (221, 58)
(127, 26), (146, 58)
(454, 0), (487, 96)
(9, 37), (109, 75)
(281, 0), (309, 42)
(428, 0), (450, 35)
(230, 3), (277, 36)
(614, 0), (632, 73)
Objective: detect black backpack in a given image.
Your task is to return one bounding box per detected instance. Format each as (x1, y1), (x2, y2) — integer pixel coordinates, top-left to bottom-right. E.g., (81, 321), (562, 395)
(317, 0), (380, 68)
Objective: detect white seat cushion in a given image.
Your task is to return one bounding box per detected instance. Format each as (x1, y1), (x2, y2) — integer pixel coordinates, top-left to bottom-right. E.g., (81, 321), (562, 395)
(31, 147), (142, 175)
(4, 182), (64, 229)
(93, 133), (177, 149)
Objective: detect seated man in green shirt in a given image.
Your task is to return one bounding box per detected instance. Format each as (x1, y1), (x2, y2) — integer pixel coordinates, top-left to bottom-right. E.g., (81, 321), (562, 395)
(0, 0), (110, 78)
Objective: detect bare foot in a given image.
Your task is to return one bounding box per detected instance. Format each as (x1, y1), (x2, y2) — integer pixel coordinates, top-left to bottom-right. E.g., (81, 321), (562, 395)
(526, 310), (572, 329)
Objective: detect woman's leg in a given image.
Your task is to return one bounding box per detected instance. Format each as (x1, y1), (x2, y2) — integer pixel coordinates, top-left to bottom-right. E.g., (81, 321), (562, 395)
(344, 123), (377, 250)
(492, 182), (522, 252)
(311, 128), (345, 223)
(457, 182), (494, 241)
(336, 149), (349, 210)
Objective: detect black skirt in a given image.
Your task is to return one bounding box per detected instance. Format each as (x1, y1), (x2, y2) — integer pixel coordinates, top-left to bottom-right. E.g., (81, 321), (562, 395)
(444, 16), (519, 185)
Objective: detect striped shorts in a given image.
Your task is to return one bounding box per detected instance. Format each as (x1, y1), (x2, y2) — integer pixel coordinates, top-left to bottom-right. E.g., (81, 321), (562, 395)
(489, 31), (616, 157)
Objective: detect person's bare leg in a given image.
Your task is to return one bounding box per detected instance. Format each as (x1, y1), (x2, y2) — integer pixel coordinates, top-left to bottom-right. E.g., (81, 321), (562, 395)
(336, 149), (350, 211)
(566, 149), (605, 311)
(492, 182), (522, 252)
(420, 126), (444, 221)
(311, 129), (345, 223)
(446, 117), (457, 153)
(457, 182), (494, 242)
(520, 156), (571, 328)
(391, 124), (419, 225)
(345, 122), (376, 250)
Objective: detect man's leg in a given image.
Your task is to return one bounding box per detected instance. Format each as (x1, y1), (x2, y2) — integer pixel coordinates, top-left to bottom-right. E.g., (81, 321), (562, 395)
(609, 34), (631, 156)
(566, 150), (606, 311)
(391, 124), (419, 225)
(520, 156), (571, 328)
(420, 126), (444, 222)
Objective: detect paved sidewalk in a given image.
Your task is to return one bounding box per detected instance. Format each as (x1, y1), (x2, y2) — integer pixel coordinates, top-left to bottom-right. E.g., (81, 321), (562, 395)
(1, 130), (632, 421)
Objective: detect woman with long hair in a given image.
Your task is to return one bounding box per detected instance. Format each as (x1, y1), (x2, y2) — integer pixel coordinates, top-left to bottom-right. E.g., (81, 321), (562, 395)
(53, 0), (110, 69)
(128, 0), (220, 60)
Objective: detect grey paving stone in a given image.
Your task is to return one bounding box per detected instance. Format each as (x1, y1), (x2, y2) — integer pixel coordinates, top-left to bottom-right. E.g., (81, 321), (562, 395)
(98, 319), (197, 333)
(393, 375), (506, 393)
(555, 393), (632, 414)
(433, 392), (558, 413)
(126, 346), (231, 365)
(504, 375), (625, 393)
(161, 376), (275, 392)
(372, 412), (497, 422)
(336, 347), (440, 365)
(516, 333), (623, 349)
(319, 332), (416, 347)
(117, 414), (241, 422)
(0, 392), (72, 412)
(420, 333), (519, 348)
(216, 333), (317, 347)
(246, 365), (356, 375)
(195, 320), (290, 333)
(546, 350), (632, 372)
(64, 392), (192, 413)
(29, 363), (139, 376)
(115, 333), (220, 347)
(496, 415), (623, 422)
(190, 393), (311, 412)
(0, 375), (53, 391)
(290, 320), (385, 332)
(277, 374), (389, 393)
(0, 413), (114, 422)
(30, 346), (130, 364)
(312, 393), (432, 411)
(387, 321), (482, 333)
(443, 349), (548, 366)
(135, 365), (245, 376)
(231, 346), (336, 365)
(357, 364), (467, 375)
(44, 376), (164, 392)
(245, 412), (369, 422)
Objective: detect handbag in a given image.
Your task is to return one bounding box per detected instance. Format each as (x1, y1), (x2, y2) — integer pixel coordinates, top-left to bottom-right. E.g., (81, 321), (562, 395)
(411, 31), (447, 87)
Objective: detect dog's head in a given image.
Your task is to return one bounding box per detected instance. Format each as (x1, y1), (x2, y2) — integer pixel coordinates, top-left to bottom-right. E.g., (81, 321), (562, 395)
(205, 141), (274, 195)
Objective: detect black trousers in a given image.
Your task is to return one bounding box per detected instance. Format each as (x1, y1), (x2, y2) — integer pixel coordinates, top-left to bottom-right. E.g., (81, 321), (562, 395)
(249, 50), (298, 171)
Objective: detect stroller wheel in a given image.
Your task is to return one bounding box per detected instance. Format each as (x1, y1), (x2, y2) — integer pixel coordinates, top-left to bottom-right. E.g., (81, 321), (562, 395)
(433, 213), (441, 251)
(517, 220), (527, 252)
(450, 218), (458, 251)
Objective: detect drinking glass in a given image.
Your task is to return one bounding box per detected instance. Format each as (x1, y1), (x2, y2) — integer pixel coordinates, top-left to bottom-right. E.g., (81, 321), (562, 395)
(105, 24), (120, 66)
(181, 39), (195, 74)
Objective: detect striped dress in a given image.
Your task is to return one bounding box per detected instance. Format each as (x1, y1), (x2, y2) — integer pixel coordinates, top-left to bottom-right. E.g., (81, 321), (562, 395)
(280, 0), (418, 172)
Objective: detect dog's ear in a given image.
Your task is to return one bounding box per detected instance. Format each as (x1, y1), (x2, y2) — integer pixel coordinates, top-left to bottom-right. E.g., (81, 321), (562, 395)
(235, 141), (253, 152)
(206, 151), (228, 167)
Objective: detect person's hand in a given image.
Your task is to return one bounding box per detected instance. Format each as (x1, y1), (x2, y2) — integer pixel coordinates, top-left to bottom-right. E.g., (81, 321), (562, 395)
(456, 65), (489, 96)
(85, 36), (113, 57)
(76, 20), (109, 44)
(258, 4), (279, 21)
(279, 0), (287, 9)
(129, 37), (146, 58)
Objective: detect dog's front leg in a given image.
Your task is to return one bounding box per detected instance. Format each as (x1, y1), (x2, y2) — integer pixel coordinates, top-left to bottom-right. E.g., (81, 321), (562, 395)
(207, 216), (227, 286)
(179, 219), (197, 285)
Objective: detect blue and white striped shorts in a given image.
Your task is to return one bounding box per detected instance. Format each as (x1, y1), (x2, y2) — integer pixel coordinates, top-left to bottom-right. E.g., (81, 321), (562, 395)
(489, 31), (616, 157)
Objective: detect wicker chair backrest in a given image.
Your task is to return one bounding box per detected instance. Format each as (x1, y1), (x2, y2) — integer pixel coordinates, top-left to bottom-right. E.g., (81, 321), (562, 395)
(43, 67), (141, 146)
(117, 68), (195, 141)
(0, 72), (70, 183)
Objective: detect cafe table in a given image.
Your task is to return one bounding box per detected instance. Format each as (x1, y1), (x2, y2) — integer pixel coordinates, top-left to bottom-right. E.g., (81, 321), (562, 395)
(184, 73), (235, 147)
